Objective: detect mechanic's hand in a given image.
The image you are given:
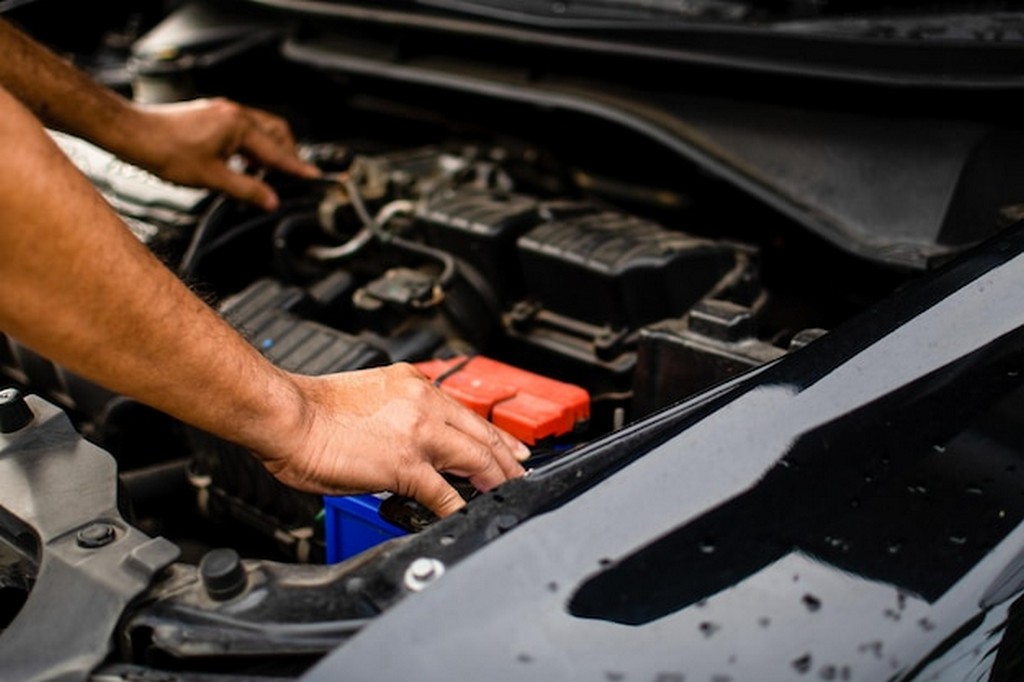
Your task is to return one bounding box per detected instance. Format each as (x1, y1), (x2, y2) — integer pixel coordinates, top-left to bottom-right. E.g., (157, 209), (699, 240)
(258, 363), (530, 518)
(124, 98), (320, 210)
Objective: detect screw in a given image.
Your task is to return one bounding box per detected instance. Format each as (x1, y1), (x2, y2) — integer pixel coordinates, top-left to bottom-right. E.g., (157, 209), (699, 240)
(404, 557), (445, 592)
(77, 522), (116, 549)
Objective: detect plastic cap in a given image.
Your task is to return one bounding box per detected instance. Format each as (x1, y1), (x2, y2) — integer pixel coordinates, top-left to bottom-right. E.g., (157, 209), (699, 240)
(199, 548), (247, 600)
(0, 387), (34, 434)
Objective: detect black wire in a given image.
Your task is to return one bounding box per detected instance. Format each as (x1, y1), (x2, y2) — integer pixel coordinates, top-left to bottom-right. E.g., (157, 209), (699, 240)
(430, 354), (477, 387)
(178, 195), (231, 279)
(180, 201), (310, 275)
(196, 211), (290, 261)
(272, 210), (321, 282)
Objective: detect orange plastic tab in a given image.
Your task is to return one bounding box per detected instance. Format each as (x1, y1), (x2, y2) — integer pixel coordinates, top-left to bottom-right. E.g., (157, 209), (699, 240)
(414, 356), (590, 445)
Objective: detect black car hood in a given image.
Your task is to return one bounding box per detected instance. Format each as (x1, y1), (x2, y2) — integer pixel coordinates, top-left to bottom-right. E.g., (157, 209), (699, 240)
(303, 223), (1024, 680)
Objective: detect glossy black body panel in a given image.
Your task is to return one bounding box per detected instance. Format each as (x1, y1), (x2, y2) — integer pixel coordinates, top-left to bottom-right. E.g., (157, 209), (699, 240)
(306, 225), (1024, 680)
(249, 0), (1024, 89)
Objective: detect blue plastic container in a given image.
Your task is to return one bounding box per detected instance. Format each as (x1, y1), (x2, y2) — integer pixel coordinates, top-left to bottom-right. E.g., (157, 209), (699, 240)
(323, 494), (407, 563)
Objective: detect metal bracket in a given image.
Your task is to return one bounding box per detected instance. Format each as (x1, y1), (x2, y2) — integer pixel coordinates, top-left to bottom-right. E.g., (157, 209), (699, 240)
(0, 395), (179, 681)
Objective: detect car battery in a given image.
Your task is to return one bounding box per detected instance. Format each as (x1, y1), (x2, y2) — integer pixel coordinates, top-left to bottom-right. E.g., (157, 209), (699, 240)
(414, 355), (590, 445)
(323, 494), (407, 563)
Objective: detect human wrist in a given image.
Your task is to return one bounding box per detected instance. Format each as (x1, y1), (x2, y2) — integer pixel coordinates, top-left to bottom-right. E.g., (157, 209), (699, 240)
(232, 368), (315, 463)
(91, 101), (170, 172)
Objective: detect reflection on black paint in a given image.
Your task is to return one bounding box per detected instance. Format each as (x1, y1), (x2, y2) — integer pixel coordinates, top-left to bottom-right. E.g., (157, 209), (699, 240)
(991, 594), (1024, 680)
(570, 330), (1024, 625)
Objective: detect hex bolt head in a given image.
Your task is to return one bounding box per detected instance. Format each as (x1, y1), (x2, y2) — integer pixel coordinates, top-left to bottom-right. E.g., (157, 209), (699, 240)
(404, 557), (446, 592)
(0, 387), (34, 434)
(77, 522), (116, 549)
(200, 548), (248, 601)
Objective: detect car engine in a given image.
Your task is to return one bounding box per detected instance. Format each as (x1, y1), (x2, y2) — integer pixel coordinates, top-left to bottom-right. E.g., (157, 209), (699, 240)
(5, 129), (826, 563)
(5, 1), (1021, 677)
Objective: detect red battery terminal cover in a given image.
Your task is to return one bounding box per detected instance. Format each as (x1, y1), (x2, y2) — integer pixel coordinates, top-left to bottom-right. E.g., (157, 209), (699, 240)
(414, 355), (590, 445)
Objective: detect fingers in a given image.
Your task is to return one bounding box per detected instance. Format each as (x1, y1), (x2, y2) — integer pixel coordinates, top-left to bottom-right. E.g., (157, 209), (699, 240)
(408, 416), (524, 517)
(128, 99), (320, 209)
(443, 388), (531, 461)
(246, 108), (297, 148)
(396, 363), (527, 480)
(439, 400), (528, 480)
(428, 424), (514, 492)
(240, 108), (321, 180)
(405, 465), (467, 518)
(206, 165), (280, 211)
(212, 107), (318, 209)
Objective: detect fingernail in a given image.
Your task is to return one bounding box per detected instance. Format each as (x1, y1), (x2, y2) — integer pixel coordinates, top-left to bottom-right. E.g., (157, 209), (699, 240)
(263, 193), (280, 211)
(515, 442), (531, 461)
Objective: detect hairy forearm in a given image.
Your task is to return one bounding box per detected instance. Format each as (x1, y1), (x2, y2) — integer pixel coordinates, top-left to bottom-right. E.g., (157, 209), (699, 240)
(0, 18), (322, 211)
(0, 86), (305, 455)
(0, 19), (144, 153)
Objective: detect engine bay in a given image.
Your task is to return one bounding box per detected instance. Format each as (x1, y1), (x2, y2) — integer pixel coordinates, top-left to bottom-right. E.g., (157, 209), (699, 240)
(11, 2), (1013, 675)
(4, 131), (845, 565)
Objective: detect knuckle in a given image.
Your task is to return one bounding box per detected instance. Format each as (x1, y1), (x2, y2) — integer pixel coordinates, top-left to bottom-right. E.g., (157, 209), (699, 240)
(409, 381), (434, 402)
(391, 362), (422, 379)
(485, 426), (504, 449)
(467, 443), (494, 470)
(393, 402), (429, 434)
(211, 97), (239, 116)
(394, 446), (422, 472)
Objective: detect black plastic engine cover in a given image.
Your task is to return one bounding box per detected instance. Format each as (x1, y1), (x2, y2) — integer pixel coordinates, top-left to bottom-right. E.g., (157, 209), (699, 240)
(517, 213), (737, 328)
(417, 189), (544, 303)
(222, 278), (388, 374)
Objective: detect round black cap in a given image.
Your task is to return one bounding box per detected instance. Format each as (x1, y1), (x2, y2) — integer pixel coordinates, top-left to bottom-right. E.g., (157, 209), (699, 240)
(0, 387), (34, 434)
(199, 548), (247, 600)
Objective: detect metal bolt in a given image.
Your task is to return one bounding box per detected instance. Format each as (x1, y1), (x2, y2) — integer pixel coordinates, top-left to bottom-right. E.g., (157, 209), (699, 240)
(404, 557), (445, 592)
(77, 522), (116, 549)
